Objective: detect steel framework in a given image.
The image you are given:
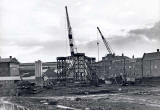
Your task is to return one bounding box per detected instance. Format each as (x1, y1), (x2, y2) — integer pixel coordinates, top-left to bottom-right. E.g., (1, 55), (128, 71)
(57, 57), (68, 81)
(56, 6), (99, 85)
(56, 53), (98, 85)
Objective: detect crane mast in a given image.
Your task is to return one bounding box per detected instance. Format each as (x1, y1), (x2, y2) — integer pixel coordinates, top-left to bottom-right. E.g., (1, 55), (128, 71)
(65, 6), (75, 56)
(97, 27), (113, 54)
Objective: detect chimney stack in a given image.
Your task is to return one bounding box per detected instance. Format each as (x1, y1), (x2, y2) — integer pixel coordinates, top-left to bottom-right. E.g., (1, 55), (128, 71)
(157, 49), (159, 52)
(9, 56), (12, 59)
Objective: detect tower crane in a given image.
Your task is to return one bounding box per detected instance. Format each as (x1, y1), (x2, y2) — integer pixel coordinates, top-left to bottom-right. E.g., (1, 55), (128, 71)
(97, 27), (114, 55)
(65, 6), (75, 56)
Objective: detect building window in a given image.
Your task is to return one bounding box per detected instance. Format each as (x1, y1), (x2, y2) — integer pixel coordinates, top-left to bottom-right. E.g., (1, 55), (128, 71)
(155, 65), (157, 69)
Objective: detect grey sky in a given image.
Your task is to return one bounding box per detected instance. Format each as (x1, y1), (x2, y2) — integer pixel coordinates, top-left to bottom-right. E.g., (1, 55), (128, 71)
(0, 0), (160, 62)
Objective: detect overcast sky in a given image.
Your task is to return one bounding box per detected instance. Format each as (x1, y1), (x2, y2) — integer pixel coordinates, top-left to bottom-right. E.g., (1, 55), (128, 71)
(0, 0), (160, 62)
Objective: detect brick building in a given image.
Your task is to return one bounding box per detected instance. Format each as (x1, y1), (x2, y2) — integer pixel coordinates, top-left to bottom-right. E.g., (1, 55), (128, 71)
(142, 49), (160, 77)
(0, 56), (20, 76)
(93, 54), (143, 80)
(93, 54), (130, 79)
(132, 58), (142, 79)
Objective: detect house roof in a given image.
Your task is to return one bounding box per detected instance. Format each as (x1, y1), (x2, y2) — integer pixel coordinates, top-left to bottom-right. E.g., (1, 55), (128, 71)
(43, 68), (57, 78)
(102, 54), (131, 61)
(135, 58), (142, 62)
(143, 52), (160, 60)
(0, 57), (19, 64)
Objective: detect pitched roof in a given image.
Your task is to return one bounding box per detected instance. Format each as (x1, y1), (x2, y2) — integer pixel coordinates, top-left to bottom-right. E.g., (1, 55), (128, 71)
(0, 57), (19, 63)
(102, 54), (131, 61)
(143, 52), (160, 60)
(135, 58), (142, 62)
(43, 68), (57, 78)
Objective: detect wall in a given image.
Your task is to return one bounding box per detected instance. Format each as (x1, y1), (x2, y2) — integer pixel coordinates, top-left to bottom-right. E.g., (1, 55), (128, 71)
(35, 60), (43, 86)
(0, 63), (10, 76)
(35, 60), (42, 77)
(10, 63), (19, 76)
(143, 59), (160, 77)
(93, 57), (143, 80)
(134, 60), (142, 78)
(92, 61), (105, 79)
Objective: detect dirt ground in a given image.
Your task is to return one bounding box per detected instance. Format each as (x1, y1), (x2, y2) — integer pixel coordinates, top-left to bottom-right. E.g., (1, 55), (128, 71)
(2, 84), (160, 110)
(28, 84), (156, 97)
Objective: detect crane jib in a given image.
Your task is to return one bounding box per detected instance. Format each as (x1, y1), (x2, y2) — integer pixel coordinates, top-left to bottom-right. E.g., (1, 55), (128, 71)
(65, 6), (75, 56)
(97, 26), (114, 54)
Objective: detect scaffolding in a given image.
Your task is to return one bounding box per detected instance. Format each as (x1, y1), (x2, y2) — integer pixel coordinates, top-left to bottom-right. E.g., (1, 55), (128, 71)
(57, 57), (68, 81)
(56, 53), (98, 85)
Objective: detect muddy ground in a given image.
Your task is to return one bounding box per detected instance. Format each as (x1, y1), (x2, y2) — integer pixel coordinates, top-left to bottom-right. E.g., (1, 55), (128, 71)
(2, 84), (160, 110)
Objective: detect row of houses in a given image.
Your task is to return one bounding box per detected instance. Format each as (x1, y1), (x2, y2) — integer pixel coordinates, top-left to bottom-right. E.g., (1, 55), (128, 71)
(0, 57), (57, 88)
(93, 49), (160, 80)
(0, 49), (160, 86)
(0, 56), (57, 77)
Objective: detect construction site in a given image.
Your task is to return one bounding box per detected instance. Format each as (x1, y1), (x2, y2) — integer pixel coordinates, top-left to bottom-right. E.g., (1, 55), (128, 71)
(1, 5), (160, 110)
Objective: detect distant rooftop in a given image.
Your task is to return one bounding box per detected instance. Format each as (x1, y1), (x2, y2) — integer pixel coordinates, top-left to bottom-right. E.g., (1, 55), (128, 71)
(0, 56), (19, 64)
(44, 68), (57, 78)
(102, 54), (131, 61)
(20, 62), (56, 66)
(143, 49), (160, 60)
